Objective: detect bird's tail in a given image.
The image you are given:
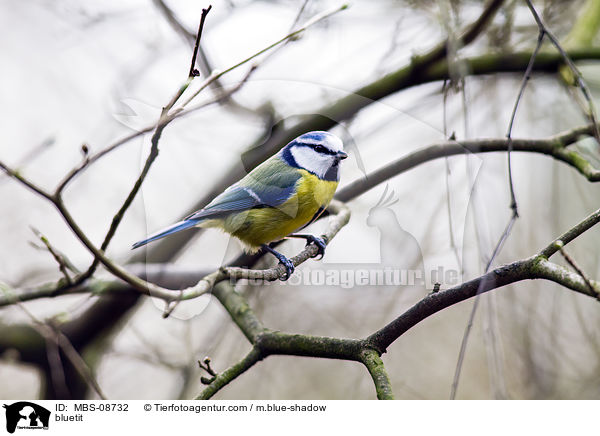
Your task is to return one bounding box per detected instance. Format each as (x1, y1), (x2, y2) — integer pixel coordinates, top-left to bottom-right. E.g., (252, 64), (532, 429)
(132, 219), (199, 249)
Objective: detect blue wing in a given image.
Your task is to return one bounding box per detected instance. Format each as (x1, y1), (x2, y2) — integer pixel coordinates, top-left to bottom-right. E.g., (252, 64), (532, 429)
(133, 156), (301, 249)
(185, 156), (301, 220)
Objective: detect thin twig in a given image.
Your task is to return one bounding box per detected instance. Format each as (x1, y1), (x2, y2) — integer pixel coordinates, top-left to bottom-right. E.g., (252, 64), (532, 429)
(198, 204), (600, 400)
(442, 80), (463, 272)
(0, 137), (54, 185)
(55, 128), (153, 195)
(179, 3), (349, 108)
(0, 200), (350, 307)
(368, 207), (600, 355)
(0, 161), (54, 201)
(524, 0), (600, 144)
(450, 208), (515, 399)
(189, 5), (212, 77)
(198, 356), (217, 384)
(51, 325), (108, 400)
(43, 331), (70, 399)
(446, 4), (596, 393)
(290, 0), (310, 31)
(558, 242), (599, 299)
(505, 28), (545, 217)
(153, 0), (244, 111)
(30, 227), (74, 285)
(161, 5), (213, 112)
(3, 125), (600, 307)
(196, 347), (262, 399)
(79, 6), (213, 281)
(55, 4), (346, 196)
(6, 293), (108, 399)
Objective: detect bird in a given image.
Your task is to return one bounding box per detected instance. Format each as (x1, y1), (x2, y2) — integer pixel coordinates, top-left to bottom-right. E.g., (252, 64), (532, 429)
(132, 131), (348, 280)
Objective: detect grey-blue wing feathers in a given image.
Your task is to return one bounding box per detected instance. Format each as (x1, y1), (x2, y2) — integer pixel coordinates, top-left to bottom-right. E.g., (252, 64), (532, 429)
(132, 156), (301, 249)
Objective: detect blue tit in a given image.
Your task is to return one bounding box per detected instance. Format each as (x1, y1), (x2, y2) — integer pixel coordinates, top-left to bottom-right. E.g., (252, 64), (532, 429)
(132, 131), (348, 280)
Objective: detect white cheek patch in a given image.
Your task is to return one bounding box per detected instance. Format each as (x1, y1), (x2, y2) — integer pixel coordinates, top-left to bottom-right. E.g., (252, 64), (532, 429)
(290, 146), (333, 179)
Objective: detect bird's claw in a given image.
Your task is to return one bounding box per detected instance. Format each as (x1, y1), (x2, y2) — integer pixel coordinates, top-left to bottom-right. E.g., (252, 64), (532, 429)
(278, 257), (295, 281)
(261, 244), (295, 281)
(305, 235), (326, 260)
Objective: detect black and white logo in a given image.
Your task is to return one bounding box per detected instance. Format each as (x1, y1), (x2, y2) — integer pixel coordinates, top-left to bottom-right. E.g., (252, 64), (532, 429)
(3, 402), (50, 434)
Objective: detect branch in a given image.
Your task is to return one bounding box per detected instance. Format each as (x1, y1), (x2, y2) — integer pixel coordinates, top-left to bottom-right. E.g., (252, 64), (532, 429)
(188, 5), (212, 77)
(139, 0), (502, 264)
(0, 161), (54, 201)
(558, 245), (597, 298)
(195, 347), (263, 400)
(53, 4), (346, 199)
(0, 201), (350, 308)
(0, 7), (215, 299)
(152, 0), (246, 110)
(178, 3), (349, 108)
(194, 203), (600, 399)
(367, 207), (600, 354)
(540, 206), (600, 258)
(359, 349), (394, 400)
(4, 293), (108, 399)
(223, 200), (350, 282)
(8, 204), (596, 400)
(3, 125), (599, 307)
(451, 25), (549, 396)
(336, 124), (600, 203)
(78, 5), (213, 281)
(524, 0), (600, 144)
(30, 227), (75, 284)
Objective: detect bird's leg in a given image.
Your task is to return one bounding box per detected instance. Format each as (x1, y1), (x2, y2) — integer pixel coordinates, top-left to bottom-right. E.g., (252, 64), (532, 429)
(287, 234), (326, 260)
(262, 244), (294, 281)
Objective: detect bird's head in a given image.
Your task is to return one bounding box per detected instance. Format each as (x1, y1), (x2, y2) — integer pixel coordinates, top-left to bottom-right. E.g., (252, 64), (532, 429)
(280, 131), (348, 181)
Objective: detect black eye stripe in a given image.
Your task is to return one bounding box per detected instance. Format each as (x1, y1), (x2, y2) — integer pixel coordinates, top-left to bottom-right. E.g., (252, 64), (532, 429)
(314, 144), (337, 155)
(296, 142), (337, 155)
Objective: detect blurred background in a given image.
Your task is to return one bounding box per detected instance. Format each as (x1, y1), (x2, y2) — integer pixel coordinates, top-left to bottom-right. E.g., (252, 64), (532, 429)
(1, 0), (600, 399)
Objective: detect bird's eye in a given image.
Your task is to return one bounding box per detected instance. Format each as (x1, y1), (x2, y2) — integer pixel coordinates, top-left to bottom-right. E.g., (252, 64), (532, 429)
(314, 145), (327, 153)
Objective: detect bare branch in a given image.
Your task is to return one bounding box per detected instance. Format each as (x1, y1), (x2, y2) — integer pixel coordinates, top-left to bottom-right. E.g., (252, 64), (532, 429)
(196, 347), (262, 400)
(540, 207), (600, 259)
(179, 3), (349, 108)
(3, 125), (599, 307)
(337, 124), (600, 203)
(558, 245), (598, 299)
(55, 129), (153, 195)
(78, 6), (213, 281)
(450, 213), (515, 399)
(359, 348), (394, 400)
(193, 201), (600, 400)
(7, 294), (108, 399)
(0, 200), (350, 308)
(368, 207), (600, 354)
(189, 5), (212, 77)
(30, 227), (74, 285)
(0, 161), (54, 201)
(524, 0), (600, 143)
(505, 29), (544, 216)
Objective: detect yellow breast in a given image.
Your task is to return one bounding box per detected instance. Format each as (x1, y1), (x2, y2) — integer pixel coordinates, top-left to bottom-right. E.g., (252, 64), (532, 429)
(224, 170), (338, 250)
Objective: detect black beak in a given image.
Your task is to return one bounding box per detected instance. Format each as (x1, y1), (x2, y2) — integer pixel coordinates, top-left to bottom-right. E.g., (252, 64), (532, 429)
(337, 151), (348, 160)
